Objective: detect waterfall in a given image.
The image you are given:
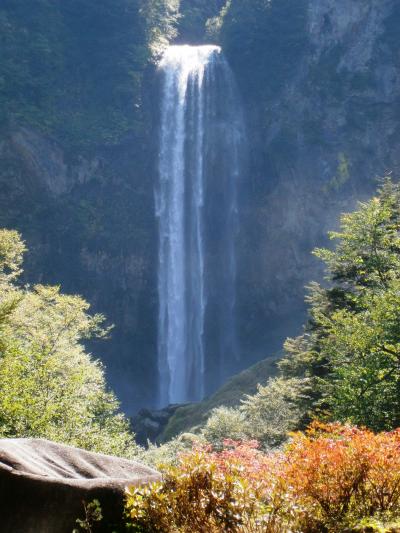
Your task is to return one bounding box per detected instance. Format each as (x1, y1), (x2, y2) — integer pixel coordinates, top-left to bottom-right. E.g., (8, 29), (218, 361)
(157, 45), (245, 407)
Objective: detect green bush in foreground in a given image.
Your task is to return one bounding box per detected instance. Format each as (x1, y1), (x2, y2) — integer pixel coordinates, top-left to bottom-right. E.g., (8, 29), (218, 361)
(0, 229), (138, 458)
(201, 377), (303, 448)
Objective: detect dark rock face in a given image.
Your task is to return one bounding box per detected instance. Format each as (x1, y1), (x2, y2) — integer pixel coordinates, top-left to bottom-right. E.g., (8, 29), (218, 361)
(1, 0), (400, 413)
(0, 124), (159, 413)
(132, 404), (184, 445)
(225, 0), (400, 367)
(0, 438), (160, 533)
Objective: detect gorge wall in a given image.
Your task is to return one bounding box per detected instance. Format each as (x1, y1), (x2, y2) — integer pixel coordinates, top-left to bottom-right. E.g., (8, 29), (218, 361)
(1, 0), (399, 412)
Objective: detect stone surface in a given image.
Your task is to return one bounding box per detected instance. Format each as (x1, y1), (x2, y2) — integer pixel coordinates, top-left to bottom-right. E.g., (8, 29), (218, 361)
(0, 438), (160, 533)
(132, 404), (184, 445)
(1, 0), (400, 413)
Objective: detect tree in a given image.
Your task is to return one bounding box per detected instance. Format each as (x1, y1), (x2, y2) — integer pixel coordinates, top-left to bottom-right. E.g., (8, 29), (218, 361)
(0, 229), (138, 457)
(219, 0), (308, 97)
(319, 282), (400, 429)
(201, 378), (303, 448)
(279, 178), (400, 430)
(140, 0), (180, 57)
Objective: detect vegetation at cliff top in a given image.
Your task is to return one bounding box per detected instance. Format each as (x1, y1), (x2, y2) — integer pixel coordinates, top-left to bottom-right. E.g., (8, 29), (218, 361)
(0, 0), (180, 147)
(218, 0), (308, 97)
(0, 228), (138, 457)
(0, 0), (312, 148)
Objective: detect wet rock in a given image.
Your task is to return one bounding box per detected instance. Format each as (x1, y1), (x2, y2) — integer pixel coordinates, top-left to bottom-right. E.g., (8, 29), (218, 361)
(132, 404), (185, 445)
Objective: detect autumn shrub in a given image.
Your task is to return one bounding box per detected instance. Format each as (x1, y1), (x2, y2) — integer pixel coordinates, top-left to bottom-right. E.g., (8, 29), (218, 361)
(283, 423), (400, 530)
(125, 423), (400, 532)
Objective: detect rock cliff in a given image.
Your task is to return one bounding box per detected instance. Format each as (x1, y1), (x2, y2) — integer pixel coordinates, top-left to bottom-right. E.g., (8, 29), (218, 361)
(1, 0), (399, 412)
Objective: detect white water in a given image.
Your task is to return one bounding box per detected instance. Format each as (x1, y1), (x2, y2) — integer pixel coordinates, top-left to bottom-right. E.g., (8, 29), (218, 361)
(157, 45), (244, 406)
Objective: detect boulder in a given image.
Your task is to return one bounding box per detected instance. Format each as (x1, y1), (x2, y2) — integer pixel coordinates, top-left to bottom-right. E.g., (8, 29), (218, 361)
(0, 438), (161, 533)
(132, 403), (186, 445)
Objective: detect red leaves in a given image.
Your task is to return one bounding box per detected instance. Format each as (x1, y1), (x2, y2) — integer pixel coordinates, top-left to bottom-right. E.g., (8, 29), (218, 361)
(126, 424), (400, 532)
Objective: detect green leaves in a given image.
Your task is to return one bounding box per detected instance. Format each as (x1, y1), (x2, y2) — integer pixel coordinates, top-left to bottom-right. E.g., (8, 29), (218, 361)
(279, 178), (400, 431)
(0, 229), (138, 458)
(319, 281), (400, 430)
(314, 179), (400, 290)
(0, 229), (26, 282)
(141, 0), (180, 58)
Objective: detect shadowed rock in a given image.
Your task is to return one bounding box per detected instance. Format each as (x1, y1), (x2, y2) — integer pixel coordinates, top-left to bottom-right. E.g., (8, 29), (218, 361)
(0, 438), (160, 533)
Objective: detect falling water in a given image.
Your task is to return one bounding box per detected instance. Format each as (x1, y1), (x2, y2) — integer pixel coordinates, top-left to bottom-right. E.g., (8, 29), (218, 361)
(156, 45), (245, 406)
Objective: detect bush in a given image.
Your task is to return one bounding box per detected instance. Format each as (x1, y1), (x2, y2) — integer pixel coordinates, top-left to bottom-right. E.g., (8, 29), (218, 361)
(126, 441), (274, 533)
(201, 407), (248, 446)
(240, 377), (304, 447)
(138, 434), (199, 468)
(125, 423), (400, 532)
(199, 377), (304, 449)
(0, 229), (138, 458)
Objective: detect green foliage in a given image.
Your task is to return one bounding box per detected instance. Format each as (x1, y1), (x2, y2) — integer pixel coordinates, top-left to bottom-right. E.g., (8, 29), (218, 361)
(178, 0), (224, 43)
(0, 0), (180, 147)
(278, 178), (400, 431)
(201, 378), (303, 448)
(324, 152), (351, 192)
(74, 500), (103, 533)
(240, 378), (303, 447)
(160, 357), (278, 441)
(0, 228), (26, 281)
(353, 517), (400, 532)
(0, 0), (64, 129)
(219, 0), (308, 97)
(314, 181), (400, 288)
(318, 279), (400, 429)
(139, 433), (199, 468)
(0, 229), (138, 457)
(202, 407), (248, 445)
(141, 0), (180, 57)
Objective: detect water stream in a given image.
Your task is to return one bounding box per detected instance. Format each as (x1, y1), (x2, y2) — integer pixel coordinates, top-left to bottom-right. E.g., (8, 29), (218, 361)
(157, 45), (245, 406)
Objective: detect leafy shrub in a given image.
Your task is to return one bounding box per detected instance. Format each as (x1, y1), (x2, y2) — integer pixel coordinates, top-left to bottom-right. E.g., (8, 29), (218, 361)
(139, 434), (200, 468)
(0, 229), (138, 458)
(126, 442), (274, 533)
(280, 423), (400, 530)
(201, 406), (248, 446)
(125, 423), (400, 532)
(240, 377), (304, 447)
(200, 377), (304, 449)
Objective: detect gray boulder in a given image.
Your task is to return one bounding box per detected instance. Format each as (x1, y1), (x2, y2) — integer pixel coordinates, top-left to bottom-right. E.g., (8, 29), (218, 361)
(0, 438), (161, 533)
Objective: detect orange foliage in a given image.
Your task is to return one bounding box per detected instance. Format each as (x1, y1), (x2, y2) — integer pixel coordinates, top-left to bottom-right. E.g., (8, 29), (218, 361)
(126, 423), (400, 532)
(284, 423), (400, 527)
